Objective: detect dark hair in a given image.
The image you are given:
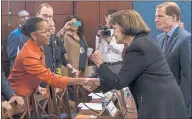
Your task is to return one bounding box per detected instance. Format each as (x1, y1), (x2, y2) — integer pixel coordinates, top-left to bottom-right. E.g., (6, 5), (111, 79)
(63, 15), (84, 38)
(21, 17), (45, 38)
(107, 9), (117, 16)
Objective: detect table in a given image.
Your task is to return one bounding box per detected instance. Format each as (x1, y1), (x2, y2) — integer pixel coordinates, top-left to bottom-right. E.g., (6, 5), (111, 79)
(74, 98), (137, 119)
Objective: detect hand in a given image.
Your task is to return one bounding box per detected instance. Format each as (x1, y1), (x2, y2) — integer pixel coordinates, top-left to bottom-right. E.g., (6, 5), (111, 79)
(37, 86), (47, 96)
(83, 78), (100, 92)
(2, 101), (12, 111)
(97, 30), (101, 36)
(62, 21), (73, 32)
(102, 36), (111, 44)
(8, 95), (24, 105)
(72, 68), (79, 77)
(55, 88), (63, 93)
(91, 50), (103, 67)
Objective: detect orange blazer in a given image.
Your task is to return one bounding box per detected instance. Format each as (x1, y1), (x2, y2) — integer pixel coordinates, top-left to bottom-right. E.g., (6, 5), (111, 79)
(8, 39), (68, 96)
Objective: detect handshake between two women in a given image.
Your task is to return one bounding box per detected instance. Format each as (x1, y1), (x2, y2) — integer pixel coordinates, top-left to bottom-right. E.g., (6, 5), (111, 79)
(81, 78), (100, 92)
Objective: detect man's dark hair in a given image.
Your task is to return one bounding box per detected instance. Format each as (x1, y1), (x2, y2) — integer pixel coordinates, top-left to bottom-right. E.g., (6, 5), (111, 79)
(107, 9), (117, 16)
(21, 17), (45, 38)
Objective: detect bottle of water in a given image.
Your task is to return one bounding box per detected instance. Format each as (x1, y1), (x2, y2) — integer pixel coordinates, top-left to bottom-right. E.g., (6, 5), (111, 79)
(101, 97), (109, 109)
(123, 87), (132, 108)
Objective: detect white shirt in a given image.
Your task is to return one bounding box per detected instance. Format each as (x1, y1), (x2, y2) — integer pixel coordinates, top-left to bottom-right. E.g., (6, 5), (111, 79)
(95, 29), (124, 63)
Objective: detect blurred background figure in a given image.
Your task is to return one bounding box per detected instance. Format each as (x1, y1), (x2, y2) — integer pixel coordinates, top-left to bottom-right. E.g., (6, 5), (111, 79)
(7, 10), (30, 70)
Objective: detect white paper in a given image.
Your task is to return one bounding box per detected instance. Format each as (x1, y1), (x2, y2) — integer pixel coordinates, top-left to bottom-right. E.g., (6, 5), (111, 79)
(78, 103), (103, 110)
(88, 93), (104, 99)
(106, 101), (117, 117)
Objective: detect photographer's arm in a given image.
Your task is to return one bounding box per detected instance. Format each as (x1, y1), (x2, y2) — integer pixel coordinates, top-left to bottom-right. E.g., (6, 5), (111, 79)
(108, 40), (124, 54)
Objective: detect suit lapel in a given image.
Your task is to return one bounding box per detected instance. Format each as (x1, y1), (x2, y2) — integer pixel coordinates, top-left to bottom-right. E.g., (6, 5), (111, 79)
(165, 27), (180, 57)
(159, 33), (165, 49)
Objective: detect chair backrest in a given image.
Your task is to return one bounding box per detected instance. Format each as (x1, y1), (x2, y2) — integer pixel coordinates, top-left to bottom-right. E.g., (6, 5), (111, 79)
(51, 86), (72, 119)
(31, 87), (54, 119)
(115, 90), (129, 119)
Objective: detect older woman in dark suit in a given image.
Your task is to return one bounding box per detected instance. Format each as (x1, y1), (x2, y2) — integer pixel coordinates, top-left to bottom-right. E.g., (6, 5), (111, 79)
(91, 10), (188, 118)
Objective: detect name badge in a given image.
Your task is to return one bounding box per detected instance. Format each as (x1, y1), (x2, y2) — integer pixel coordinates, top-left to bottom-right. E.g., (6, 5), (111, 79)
(106, 101), (118, 117)
(80, 47), (85, 53)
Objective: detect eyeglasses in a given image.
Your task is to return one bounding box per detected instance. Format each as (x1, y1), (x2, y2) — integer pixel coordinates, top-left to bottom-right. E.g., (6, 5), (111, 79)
(41, 14), (53, 20)
(35, 28), (51, 34)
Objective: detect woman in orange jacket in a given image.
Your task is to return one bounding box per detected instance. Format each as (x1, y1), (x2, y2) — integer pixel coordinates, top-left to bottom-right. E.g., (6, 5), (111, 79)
(8, 17), (99, 97)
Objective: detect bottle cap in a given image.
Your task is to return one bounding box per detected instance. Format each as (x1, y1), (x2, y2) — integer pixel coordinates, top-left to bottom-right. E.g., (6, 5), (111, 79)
(90, 115), (95, 119)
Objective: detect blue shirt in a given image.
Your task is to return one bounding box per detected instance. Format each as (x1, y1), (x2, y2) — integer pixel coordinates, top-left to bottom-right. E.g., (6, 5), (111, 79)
(7, 27), (28, 70)
(167, 24), (179, 44)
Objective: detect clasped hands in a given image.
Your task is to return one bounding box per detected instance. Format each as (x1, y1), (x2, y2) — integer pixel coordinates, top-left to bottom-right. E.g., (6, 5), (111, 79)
(82, 50), (104, 92)
(82, 78), (100, 92)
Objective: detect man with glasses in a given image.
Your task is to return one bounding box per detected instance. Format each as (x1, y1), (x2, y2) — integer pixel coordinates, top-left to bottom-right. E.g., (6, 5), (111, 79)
(36, 3), (53, 22)
(7, 10), (30, 70)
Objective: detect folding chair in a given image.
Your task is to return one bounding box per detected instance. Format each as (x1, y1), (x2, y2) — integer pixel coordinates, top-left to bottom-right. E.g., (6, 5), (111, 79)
(31, 87), (55, 119)
(52, 87), (72, 119)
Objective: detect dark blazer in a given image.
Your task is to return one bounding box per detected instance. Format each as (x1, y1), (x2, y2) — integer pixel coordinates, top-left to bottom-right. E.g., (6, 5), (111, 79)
(97, 33), (188, 118)
(156, 27), (191, 117)
(7, 27), (28, 70)
(1, 70), (15, 100)
(40, 34), (68, 88)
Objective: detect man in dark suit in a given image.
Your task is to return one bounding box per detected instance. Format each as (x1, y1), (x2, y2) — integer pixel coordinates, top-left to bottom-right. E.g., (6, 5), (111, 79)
(155, 2), (191, 118)
(91, 10), (188, 118)
(7, 10), (29, 70)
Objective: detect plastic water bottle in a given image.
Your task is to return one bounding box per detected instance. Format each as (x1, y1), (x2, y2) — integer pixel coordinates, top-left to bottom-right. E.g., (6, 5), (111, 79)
(101, 97), (109, 109)
(123, 87), (132, 108)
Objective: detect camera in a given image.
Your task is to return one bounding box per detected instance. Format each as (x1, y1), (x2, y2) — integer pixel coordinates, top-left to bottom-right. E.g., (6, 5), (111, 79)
(98, 26), (111, 37)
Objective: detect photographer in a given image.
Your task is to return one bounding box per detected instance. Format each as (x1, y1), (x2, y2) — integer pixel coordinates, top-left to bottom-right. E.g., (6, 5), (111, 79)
(95, 9), (124, 73)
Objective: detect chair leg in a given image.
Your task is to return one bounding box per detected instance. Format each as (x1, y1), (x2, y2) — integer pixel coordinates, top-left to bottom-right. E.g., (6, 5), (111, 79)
(63, 91), (72, 118)
(31, 94), (40, 119)
(50, 87), (60, 117)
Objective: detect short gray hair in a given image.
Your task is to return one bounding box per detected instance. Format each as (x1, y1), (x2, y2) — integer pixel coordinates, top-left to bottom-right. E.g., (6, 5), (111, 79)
(17, 10), (29, 17)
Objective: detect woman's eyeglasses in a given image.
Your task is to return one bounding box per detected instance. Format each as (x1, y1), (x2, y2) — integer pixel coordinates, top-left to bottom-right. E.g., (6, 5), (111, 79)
(35, 28), (51, 34)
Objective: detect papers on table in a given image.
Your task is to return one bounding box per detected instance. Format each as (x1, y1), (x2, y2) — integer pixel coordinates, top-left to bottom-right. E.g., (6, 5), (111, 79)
(88, 93), (104, 99)
(106, 101), (118, 117)
(78, 103), (103, 110)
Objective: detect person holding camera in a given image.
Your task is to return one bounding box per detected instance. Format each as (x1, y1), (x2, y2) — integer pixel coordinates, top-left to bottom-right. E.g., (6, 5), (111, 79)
(96, 9), (124, 73)
(57, 15), (91, 106)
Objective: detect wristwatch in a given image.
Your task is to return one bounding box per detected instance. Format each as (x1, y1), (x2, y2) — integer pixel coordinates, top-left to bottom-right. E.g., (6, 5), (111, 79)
(12, 94), (17, 97)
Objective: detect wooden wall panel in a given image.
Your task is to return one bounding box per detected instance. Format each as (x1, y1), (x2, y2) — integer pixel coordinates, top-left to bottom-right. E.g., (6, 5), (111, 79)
(25, 1), (36, 15)
(75, 2), (100, 49)
(100, 1), (133, 26)
(2, 16), (18, 61)
(54, 15), (69, 32)
(2, 1), (26, 15)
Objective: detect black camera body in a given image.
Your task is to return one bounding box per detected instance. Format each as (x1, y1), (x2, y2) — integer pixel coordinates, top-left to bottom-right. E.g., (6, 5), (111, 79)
(98, 26), (111, 37)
